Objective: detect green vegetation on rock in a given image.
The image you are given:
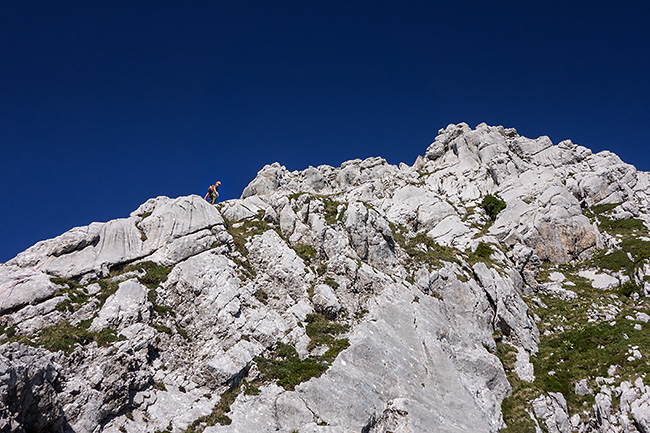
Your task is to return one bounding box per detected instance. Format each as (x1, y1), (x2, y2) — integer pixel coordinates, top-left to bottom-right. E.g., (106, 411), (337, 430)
(51, 277), (90, 312)
(8, 320), (122, 354)
(254, 288), (269, 304)
(294, 244), (317, 263)
(185, 382), (242, 432)
(305, 312), (349, 350)
(254, 313), (350, 391)
(498, 255), (650, 429)
(322, 197), (344, 225)
(481, 194), (506, 221)
(254, 339), (349, 391)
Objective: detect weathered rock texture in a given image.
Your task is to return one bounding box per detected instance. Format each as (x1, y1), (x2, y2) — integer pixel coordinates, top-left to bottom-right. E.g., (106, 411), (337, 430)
(1, 122), (649, 433)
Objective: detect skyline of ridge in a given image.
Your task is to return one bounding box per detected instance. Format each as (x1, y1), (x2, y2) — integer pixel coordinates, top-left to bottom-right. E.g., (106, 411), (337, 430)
(2, 1), (649, 262)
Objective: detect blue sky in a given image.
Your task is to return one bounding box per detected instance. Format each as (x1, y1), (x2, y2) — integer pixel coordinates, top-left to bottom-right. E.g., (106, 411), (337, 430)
(1, 1), (649, 262)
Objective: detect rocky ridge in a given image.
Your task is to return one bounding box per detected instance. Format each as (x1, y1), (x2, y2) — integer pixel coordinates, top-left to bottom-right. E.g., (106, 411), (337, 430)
(1, 122), (649, 432)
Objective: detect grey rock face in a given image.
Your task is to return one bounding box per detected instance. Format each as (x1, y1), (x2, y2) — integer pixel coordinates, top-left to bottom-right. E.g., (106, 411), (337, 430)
(532, 392), (571, 433)
(1, 122), (649, 433)
(0, 343), (64, 433)
(312, 284), (340, 319)
(89, 279), (150, 331)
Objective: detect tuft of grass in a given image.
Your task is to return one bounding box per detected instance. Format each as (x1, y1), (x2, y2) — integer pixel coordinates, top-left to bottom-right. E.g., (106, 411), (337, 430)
(152, 382), (167, 392)
(127, 261), (173, 289)
(599, 217), (646, 235)
(243, 383), (261, 395)
(496, 342), (538, 433)
(305, 313), (349, 350)
(254, 289), (269, 304)
(288, 192), (308, 201)
(481, 194), (506, 221)
(96, 279), (119, 308)
(467, 242), (495, 267)
(322, 198), (344, 225)
(254, 340), (349, 391)
(185, 383), (242, 432)
(324, 277), (339, 289)
(0, 324), (17, 338)
(11, 320), (122, 354)
(148, 289), (174, 317)
(150, 322), (172, 335)
(51, 277), (90, 312)
(231, 257), (256, 279)
(224, 217), (274, 256)
(294, 244), (317, 263)
(400, 232), (459, 270)
(474, 242), (494, 259)
(583, 202), (621, 219)
(176, 324), (190, 341)
(618, 281), (641, 298)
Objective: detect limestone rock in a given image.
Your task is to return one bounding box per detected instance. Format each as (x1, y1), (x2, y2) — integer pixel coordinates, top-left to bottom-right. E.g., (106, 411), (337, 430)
(532, 392), (571, 433)
(89, 279), (150, 331)
(1, 122), (649, 433)
(0, 343), (64, 432)
(312, 284), (340, 319)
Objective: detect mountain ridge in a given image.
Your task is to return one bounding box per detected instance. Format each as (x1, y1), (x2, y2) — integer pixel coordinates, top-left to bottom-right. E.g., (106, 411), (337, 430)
(1, 122), (649, 433)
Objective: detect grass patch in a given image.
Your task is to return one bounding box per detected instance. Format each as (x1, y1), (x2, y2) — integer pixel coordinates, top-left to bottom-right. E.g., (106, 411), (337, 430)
(324, 277), (339, 288)
(254, 340), (349, 391)
(618, 281), (641, 298)
(254, 289), (269, 304)
(231, 257), (256, 279)
(305, 312), (349, 350)
(224, 217), (274, 256)
(532, 318), (650, 411)
(621, 238), (650, 264)
(254, 313), (350, 391)
(176, 324), (190, 341)
(185, 383), (242, 431)
(243, 382), (261, 396)
(288, 192), (308, 201)
(152, 382), (167, 392)
(583, 202), (621, 219)
(127, 261), (173, 289)
(467, 241), (495, 267)
(294, 244), (317, 263)
(401, 233), (459, 269)
(322, 198), (344, 225)
(0, 324), (17, 338)
(11, 320), (122, 354)
(496, 342), (538, 433)
(150, 322), (172, 335)
(51, 277), (90, 312)
(502, 260), (650, 424)
(593, 250), (634, 275)
(599, 217), (646, 235)
(148, 289), (174, 317)
(96, 279), (119, 308)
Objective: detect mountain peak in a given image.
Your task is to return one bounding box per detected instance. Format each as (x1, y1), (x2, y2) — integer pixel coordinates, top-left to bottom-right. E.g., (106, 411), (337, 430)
(1, 123), (649, 433)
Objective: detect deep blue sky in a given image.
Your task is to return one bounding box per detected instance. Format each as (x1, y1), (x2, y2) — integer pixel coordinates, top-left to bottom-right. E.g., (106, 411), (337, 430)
(1, 1), (649, 262)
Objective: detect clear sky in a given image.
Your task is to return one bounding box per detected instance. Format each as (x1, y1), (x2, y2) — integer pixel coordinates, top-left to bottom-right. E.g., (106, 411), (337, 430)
(1, 1), (649, 262)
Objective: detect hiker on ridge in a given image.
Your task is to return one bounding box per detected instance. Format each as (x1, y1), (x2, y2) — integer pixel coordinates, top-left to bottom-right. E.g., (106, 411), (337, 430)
(204, 181), (221, 204)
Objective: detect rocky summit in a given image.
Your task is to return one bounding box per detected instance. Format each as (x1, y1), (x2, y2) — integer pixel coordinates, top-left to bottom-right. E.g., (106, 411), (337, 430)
(1, 122), (650, 433)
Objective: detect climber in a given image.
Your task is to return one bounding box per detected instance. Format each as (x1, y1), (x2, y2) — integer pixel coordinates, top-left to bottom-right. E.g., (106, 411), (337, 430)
(204, 181), (221, 204)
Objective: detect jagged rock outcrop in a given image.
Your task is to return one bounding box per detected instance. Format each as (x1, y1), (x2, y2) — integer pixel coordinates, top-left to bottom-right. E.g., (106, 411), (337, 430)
(1, 122), (649, 432)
